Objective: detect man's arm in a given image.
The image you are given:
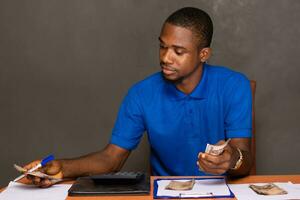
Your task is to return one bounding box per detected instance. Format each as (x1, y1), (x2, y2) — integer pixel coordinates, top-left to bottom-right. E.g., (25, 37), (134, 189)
(227, 138), (252, 177)
(24, 144), (130, 187)
(61, 144), (130, 177)
(197, 138), (252, 177)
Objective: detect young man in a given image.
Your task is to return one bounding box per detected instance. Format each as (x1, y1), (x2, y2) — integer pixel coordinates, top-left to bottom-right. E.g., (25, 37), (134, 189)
(24, 7), (252, 188)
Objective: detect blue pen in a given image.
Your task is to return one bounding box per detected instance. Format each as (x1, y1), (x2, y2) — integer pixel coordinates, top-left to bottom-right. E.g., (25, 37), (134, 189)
(14, 155), (54, 182)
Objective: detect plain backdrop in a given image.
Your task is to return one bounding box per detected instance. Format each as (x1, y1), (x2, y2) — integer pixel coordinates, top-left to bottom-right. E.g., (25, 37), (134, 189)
(1, 0), (300, 187)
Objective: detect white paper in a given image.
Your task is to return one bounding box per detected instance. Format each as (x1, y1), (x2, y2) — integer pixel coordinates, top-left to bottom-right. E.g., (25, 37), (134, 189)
(228, 182), (300, 200)
(156, 178), (231, 198)
(0, 181), (72, 200)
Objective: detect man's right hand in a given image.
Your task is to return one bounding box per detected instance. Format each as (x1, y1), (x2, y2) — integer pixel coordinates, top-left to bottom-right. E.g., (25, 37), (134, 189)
(23, 160), (63, 188)
(21, 144), (131, 187)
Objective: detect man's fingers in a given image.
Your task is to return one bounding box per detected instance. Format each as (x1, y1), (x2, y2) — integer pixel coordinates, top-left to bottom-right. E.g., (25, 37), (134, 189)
(198, 160), (227, 175)
(215, 140), (226, 145)
(23, 160), (41, 171)
(197, 140), (237, 175)
(198, 153), (219, 169)
(40, 160), (62, 177)
(201, 152), (231, 165)
(198, 160), (223, 175)
(20, 160), (62, 187)
(26, 174), (36, 181)
(203, 158), (229, 170)
(200, 157), (220, 169)
(39, 179), (53, 188)
(197, 152), (231, 175)
(32, 176), (41, 185)
(29, 177), (52, 188)
(39, 165), (49, 174)
(41, 161), (56, 174)
(200, 153), (220, 165)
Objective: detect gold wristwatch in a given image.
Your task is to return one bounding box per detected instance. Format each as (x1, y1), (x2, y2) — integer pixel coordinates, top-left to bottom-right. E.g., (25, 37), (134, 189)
(231, 148), (243, 170)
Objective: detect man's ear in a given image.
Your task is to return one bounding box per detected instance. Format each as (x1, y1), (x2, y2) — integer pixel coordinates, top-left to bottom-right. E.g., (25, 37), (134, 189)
(199, 47), (212, 63)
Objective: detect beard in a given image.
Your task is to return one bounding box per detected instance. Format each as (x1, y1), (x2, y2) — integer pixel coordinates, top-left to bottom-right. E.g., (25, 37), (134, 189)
(161, 61), (203, 85)
(160, 62), (184, 84)
(161, 71), (184, 84)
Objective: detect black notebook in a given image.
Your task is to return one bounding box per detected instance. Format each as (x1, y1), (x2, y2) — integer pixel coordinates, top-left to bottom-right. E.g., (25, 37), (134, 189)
(68, 172), (150, 196)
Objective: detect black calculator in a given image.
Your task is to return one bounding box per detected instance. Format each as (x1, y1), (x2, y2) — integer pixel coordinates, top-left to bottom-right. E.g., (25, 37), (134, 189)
(68, 171), (150, 196)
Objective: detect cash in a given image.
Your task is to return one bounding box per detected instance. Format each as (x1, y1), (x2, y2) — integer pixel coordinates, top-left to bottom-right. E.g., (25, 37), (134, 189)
(165, 179), (195, 190)
(205, 139), (231, 155)
(14, 164), (62, 184)
(249, 183), (288, 195)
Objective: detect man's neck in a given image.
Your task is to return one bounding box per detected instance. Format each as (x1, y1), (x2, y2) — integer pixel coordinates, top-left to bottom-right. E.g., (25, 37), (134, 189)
(176, 64), (204, 94)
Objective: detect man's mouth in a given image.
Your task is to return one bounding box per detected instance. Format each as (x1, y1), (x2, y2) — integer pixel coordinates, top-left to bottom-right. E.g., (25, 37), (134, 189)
(161, 65), (176, 75)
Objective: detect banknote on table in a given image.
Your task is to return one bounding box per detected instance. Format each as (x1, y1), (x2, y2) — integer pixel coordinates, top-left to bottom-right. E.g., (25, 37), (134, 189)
(249, 183), (288, 195)
(14, 164), (63, 184)
(205, 139), (231, 155)
(165, 179), (195, 191)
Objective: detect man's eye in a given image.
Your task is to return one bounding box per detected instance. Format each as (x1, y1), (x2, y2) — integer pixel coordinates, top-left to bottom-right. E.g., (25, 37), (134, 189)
(175, 50), (184, 55)
(159, 44), (167, 49)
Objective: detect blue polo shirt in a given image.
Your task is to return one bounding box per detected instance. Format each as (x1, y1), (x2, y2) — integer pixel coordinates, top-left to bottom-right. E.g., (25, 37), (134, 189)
(110, 63), (252, 176)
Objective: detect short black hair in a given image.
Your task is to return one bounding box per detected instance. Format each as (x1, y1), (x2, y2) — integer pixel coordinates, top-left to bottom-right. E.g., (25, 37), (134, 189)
(165, 7), (213, 48)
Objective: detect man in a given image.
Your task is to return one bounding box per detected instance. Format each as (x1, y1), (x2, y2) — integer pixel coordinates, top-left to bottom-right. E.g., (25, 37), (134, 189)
(24, 7), (252, 188)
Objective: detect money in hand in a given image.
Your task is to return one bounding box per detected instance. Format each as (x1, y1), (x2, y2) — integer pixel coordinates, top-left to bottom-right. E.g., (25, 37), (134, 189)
(14, 164), (62, 184)
(205, 139), (231, 155)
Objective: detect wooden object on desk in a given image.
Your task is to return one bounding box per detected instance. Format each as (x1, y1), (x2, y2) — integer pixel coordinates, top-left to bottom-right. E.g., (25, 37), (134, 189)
(66, 175), (300, 200)
(250, 80), (256, 175)
(2, 175), (300, 200)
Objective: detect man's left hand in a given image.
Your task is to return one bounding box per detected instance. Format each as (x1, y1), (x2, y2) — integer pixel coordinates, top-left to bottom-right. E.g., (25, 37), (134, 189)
(197, 141), (240, 175)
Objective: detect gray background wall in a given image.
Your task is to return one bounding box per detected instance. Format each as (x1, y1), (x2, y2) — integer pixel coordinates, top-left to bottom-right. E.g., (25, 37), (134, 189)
(0, 0), (299, 187)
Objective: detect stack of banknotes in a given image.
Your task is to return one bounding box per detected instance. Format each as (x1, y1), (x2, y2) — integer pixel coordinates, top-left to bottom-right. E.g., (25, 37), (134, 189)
(205, 139), (231, 155)
(14, 164), (62, 184)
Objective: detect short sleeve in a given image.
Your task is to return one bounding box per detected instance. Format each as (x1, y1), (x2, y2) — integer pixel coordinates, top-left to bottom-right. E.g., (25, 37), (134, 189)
(224, 74), (252, 138)
(110, 87), (146, 150)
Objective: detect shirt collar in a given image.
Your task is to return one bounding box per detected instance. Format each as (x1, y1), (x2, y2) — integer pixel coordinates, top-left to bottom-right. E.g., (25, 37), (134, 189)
(164, 63), (209, 100)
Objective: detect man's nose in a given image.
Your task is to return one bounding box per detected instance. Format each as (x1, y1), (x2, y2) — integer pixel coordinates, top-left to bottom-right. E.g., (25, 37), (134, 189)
(161, 49), (173, 64)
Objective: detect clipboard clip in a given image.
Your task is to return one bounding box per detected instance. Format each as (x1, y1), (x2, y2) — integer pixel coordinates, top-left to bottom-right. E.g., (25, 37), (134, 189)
(179, 192), (213, 198)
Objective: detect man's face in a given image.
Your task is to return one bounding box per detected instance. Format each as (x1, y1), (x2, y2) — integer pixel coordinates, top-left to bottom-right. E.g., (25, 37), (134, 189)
(159, 23), (202, 83)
